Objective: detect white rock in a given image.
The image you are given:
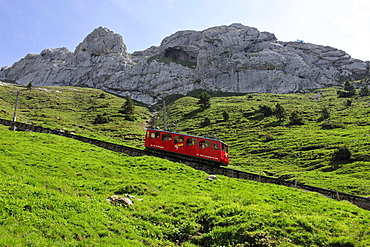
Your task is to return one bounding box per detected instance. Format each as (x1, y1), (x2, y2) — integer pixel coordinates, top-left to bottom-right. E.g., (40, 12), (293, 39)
(1, 24), (369, 104)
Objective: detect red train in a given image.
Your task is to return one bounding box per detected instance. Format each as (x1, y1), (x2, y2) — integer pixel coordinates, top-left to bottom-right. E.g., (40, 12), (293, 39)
(145, 128), (229, 166)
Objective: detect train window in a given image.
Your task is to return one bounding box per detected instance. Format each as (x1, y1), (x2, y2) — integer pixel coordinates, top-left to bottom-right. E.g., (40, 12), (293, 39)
(174, 136), (184, 144)
(200, 140), (212, 149)
(186, 138), (198, 146)
(214, 143), (219, 150)
(222, 143), (228, 153)
(150, 132), (160, 139)
(162, 134), (172, 141)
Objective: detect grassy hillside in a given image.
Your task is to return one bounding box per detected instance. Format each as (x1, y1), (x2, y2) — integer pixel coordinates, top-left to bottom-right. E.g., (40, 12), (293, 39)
(153, 87), (370, 196)
(1, 83), (369, 197)
(0, 83), (150, 147)
(0, 125), (370, 246)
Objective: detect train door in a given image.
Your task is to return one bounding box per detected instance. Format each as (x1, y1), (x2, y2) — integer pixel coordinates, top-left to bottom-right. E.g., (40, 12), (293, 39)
(161, 133), (173, 151)
(185, 137), (198, 156)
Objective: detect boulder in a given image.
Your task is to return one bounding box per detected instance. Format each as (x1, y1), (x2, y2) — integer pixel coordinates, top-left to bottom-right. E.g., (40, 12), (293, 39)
(106, 195), (133, 206)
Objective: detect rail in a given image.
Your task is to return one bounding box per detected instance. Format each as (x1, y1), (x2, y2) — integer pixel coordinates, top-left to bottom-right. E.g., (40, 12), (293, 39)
(1, 118), (369, 210)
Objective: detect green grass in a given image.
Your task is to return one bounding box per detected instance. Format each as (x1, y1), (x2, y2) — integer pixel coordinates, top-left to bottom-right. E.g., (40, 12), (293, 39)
(0, 84), (150, 147)
(1, 84), (369, 196)
(152, 88), (370, 196)
(0, 125), (370, 246)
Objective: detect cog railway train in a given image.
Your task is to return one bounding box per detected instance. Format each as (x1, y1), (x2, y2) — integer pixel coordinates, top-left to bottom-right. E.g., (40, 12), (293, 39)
(145, 128), (229, 166)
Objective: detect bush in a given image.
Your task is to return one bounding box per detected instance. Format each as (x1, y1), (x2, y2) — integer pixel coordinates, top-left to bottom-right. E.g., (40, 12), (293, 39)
(337, 81), (356, 98)
(321, 120), (344, 129)
(222, 110), (229, 121)
(200, 117), (211, 127)
(273, 103), (285, 121)
(289, 110), (304, 125)
(359, 86), (369, 96)
(256, 105), (273, 117)
(318, 107), (330, 121)
(124, 114), (137, 121)
(332, 146), (351, 161)
(93, 114), (109, 124)
(344, 99), (352, 107)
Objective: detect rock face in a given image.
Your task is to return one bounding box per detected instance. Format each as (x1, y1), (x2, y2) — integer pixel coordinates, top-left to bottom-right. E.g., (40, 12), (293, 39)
(1, 24), (369, 104)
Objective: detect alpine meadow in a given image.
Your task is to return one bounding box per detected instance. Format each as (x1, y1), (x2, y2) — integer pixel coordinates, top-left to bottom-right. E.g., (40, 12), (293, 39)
(0, 82), (370, 246)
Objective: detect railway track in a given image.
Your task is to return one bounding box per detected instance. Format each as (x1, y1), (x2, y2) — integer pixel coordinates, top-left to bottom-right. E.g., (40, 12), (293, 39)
(1, 118), (369, 211)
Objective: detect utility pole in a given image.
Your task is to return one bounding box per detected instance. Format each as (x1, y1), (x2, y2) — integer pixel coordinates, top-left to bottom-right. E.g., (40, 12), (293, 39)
(163, 100), (167, 130)
(13, 90), (21, 122)
(12, 90), (21, 131)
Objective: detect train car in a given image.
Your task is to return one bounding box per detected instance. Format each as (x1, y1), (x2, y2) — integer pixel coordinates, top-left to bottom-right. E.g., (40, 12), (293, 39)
(145, 128), (229, 166)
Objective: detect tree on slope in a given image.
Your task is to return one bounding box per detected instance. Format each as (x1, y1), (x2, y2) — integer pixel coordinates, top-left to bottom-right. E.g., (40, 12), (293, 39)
(120, 95), (135, 115)
(273, 103), (285, 121)
(198, 92), (211, 110)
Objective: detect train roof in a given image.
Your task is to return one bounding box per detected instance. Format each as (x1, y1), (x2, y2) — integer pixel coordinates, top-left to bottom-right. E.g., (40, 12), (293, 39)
(146, 128), (227, 145)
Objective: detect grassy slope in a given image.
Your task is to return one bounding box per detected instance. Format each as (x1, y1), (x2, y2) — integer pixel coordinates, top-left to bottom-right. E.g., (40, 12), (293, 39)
(0, 125), (370, 246)
(1, 83), (369, 196)
(0, 84), (150, 147)
(154, 88), (370, 196)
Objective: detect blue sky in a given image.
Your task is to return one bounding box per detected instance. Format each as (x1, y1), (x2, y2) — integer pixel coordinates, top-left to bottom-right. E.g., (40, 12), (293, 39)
(1, 0), (369, 67)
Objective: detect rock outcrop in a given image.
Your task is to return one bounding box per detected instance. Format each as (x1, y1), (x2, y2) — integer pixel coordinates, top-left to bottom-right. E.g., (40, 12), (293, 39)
(1, 24), (369, 104)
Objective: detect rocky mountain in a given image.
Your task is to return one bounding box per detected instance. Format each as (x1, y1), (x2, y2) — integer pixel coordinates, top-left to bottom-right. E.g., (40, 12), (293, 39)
(1, 23), (369, 104)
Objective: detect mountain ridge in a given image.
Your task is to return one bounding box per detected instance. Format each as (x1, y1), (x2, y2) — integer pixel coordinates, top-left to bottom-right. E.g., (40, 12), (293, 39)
(1, 23), (369, 104)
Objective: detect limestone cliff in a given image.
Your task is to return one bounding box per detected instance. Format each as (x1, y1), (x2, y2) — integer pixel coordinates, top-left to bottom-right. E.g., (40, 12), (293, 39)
(1, 24), (369, 104)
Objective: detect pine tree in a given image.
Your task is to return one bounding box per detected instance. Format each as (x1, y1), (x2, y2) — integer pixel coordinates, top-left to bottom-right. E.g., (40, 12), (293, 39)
(222, 110), (229, 121)
(273, 103), (285, 121)
(256, 105), (273, 117)
(337, 81), (356, 97)
(318, 107), (330, 121)
(344, 81), (356, 96)
(359, 86), (369, 96)
(120, 95), (135, 115)
(27, 81), (33, 89)
(198, 92), (211, 109)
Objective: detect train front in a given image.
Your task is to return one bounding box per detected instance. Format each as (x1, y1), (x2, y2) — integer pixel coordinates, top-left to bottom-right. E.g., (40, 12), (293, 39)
(220, 142), (229, 165)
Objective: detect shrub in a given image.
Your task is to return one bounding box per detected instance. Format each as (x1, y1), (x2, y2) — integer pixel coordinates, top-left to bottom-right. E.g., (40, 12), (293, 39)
(256, 105), (273, 117)
(344, 81), (356, 95)
(264, 134), (275, 142)
(124, 114), (137, 121)
(337, 81), (356, 98)
(222, 110), (229, 121)
(318, 107), (330, 121)
(200, 117), (211, 127)
(93, 114), (109, 124)
(288, 110), (304, 125)
(321, 120), (344, 129)
(344, 99), (352, 106)
(332, 146), (351, 161)
(359, 86), (369, 96)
